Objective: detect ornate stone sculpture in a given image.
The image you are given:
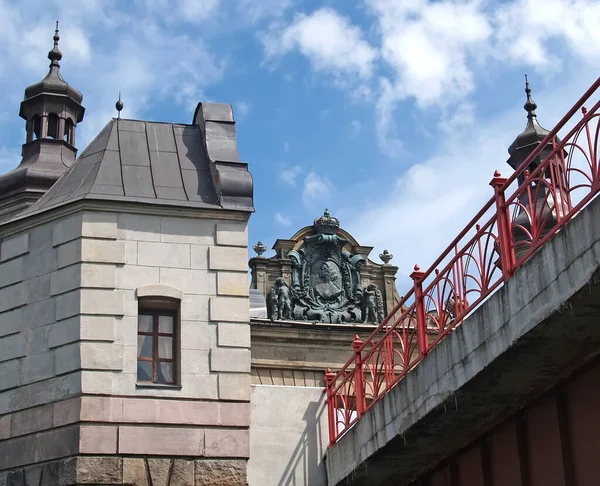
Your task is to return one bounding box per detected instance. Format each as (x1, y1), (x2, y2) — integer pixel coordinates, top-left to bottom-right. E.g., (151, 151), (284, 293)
(253, 241), (267, 257)
(267, 210), (384, 324)
(362, 284), (385, 323)
(270, 277), (293, 320)
(379, 249), (393, 264)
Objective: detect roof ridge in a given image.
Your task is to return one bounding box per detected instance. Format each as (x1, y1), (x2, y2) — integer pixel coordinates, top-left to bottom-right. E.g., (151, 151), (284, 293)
(111, 117), (195, 128)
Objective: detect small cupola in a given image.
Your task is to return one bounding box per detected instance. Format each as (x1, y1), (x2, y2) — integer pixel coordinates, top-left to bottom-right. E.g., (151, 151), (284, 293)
(507, 75), (560, 186)
(18, 21), (85, 147)
(0, 22), (86, 222)
(506, 75), (568, 261)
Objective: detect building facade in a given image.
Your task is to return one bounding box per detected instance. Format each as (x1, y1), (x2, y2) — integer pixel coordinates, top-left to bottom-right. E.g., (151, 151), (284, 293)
(0, 28), (255, 486)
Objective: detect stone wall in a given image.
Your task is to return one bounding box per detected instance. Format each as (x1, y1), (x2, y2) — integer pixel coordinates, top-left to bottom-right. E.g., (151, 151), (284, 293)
(0, 208), (251, 485)
(247, 385), (328, 486)
(1, 456), (247, 485)
(250, 321), (389, 387)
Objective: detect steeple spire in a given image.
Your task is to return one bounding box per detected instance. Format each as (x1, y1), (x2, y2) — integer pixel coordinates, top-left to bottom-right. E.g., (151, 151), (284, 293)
(524, 73), (537, 119)
(48, 21), (62, 69)
(507, 74), (553, 173)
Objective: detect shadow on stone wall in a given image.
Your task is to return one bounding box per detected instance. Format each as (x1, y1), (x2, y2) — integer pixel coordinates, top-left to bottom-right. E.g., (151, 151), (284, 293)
(277, 399), (325, 486)
(248, 386), (328, 486)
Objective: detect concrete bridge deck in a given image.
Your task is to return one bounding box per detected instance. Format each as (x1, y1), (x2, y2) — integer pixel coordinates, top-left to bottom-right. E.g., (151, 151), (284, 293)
(326, 193), (600, 485)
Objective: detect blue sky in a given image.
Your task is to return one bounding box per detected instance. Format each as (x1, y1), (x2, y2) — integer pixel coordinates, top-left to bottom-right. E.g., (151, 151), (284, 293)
(0, 0), (599, 291)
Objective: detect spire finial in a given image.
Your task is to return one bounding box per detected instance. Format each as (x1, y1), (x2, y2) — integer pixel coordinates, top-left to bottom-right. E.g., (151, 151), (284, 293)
(116, 91), (123, 119)
(524, 73), (537, 119)
(48, 20), (62, 68)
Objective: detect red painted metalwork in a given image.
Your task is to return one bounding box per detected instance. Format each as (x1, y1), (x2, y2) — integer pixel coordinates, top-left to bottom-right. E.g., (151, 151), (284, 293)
(325, 76), (600, 446)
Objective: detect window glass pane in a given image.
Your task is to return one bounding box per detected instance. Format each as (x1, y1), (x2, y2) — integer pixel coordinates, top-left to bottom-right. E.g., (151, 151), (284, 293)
(137, 335), (153, 358)
(159, 315), (174, 334)
(158, 337), (173, 358)
(137, 361), (153, 382)
(158, 362), (174, 384)
(138, 314), (153, 333)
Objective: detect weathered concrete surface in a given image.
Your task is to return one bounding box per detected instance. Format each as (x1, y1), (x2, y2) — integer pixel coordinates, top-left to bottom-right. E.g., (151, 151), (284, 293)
(248, 385), (328, 486)
(327, 194), (600, 486)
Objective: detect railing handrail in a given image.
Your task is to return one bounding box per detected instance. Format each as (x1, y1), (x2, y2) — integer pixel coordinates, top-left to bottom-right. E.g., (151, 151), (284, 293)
(326, 76), (600, 446)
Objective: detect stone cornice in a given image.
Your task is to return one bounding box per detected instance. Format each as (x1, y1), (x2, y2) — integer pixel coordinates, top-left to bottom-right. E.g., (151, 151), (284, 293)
(0, 198), (249, 238)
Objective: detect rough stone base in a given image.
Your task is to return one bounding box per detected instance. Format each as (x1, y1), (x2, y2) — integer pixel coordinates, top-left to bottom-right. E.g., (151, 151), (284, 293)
(0, 457), (247, 486)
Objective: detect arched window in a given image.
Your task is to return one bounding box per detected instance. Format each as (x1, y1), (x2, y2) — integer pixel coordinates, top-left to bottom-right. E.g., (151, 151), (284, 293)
(32, 115), (41, 140)
(64, 118), (74, 144)
(47, 113), (59, 139)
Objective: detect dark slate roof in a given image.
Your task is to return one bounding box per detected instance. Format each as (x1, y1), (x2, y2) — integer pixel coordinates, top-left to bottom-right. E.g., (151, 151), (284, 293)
(22, 24), (84, 110)
(18, 103), (254, 218)
(507, 76), (560, 169)
(24, 64), (84, 106)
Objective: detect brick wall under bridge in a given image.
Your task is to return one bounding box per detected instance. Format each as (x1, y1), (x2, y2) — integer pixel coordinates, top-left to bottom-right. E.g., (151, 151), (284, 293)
(410, 356), (600, 486)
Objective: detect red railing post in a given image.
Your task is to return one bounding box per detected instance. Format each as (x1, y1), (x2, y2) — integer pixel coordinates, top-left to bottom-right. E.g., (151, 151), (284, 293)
(352, 335), (365, 417)
(410, 265), (427, 357)
(325, 368), (337, 446)
(490, 170), (515, 279)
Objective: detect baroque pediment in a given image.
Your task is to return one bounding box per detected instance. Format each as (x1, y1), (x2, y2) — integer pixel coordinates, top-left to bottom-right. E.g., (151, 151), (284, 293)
(250, 210), (401, 325)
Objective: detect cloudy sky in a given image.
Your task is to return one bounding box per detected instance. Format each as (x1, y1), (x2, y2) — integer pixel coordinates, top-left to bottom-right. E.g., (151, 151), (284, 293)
(0, 0), (598, 290)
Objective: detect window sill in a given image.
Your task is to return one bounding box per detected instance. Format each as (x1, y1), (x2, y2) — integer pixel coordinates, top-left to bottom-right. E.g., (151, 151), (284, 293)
(136, 382), (182, 390)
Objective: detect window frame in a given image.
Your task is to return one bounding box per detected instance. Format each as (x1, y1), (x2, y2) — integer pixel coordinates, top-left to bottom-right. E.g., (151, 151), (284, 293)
(136, 296), (181, 387)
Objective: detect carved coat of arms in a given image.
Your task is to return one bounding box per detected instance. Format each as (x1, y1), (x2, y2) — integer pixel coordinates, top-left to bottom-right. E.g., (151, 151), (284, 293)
(269, 210), (384, 324)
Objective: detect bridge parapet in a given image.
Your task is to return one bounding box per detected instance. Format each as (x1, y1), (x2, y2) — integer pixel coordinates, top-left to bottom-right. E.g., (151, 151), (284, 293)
(326, 151), (600, 485)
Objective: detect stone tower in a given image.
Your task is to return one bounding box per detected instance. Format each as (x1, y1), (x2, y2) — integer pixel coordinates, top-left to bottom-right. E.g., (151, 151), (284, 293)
(0, 86), (254, 485)
(0, 22), (85, 222)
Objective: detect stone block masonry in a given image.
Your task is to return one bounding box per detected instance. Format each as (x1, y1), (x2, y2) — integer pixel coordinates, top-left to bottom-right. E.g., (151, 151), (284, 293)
(0, 457), (248, 486)
(0, 208), (251, 485)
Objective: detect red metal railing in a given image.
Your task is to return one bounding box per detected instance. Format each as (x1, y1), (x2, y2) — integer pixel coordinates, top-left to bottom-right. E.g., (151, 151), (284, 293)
(325, 77), (600, 446)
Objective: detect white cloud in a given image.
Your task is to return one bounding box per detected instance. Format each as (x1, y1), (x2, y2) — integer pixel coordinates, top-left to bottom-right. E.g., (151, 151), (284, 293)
(236, 101), (250, 119)
(179, 0), (220, 22)
(132, 0), (220, 24)
(362, 0), (600, 155)
(279, 165), (302, 186)
(78, 28), (224, 147)
(493, 0), (600, 69)
(302, 171), (335, 208)
(236, 0), (293, 24)
(0, 1), (225, 153)
(275, 212), (292, 226)
(283, 141), (291, 153)
(350, 119), (362, 134)
(346, 70), (598, 289)
(438, 102), (476, 136)
(262, 7), (377, 80)
(375, 77), (405, 157)
(367, 0), (491, 108)
(365, 0), (491, 155)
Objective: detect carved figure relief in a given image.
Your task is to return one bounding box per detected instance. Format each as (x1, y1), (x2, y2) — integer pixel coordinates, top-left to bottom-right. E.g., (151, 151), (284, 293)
(362, 284), (385, 323)
(268, 210), (384, 324)
(270, 277), (293, 321)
